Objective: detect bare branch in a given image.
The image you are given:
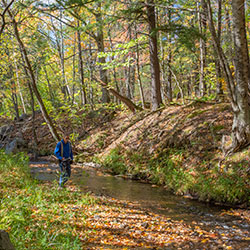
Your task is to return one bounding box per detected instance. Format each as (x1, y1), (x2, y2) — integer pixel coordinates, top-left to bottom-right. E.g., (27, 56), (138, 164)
(0, 0), (15, 37)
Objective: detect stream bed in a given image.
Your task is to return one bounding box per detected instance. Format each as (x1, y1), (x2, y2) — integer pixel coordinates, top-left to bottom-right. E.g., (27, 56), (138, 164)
(30, 161), (250, 249)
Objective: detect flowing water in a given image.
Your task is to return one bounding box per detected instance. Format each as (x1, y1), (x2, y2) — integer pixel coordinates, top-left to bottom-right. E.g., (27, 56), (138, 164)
(30, 161), (250, 249)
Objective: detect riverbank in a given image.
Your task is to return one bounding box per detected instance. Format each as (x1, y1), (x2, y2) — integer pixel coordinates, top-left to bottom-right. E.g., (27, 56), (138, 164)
(1, 151), (250, 249)
(79, 102), (249, 207)
(0, 101), (249, 207)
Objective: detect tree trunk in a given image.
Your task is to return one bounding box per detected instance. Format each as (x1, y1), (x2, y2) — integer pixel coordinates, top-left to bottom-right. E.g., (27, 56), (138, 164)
(59, 9), (71, 99)
(215, 0), (223, 97)
(77, 20), (87, 105)
(125, 67), (132, 99)
(20, 54), (38, 147)
(230, 0), (250, 151)
(135, 42), (146, 109)
(72, 32), (76, 105)
(159, 30), (166, 102)
(206, 0), (236, 102)
(43, 66), (55, 105)
(169, 67), (184, 104)
(134, 24), (145, 109)
(87, 41), (95, 106)
(108, 26), (120, 104)
(6, 46), (19, 119)
(6, 4), (60, 141)
(146, 0), (162, 110)
(95, 8), (110, 103)
(14, 57), (26, 114)
(25, 67), (39, 148)
(225, 6), (234, 64)
(10, 82), (19, 119)
(125, 25), (133, 100)
(165, 8), (173, 103)
(198, 0), (207, 97)
(166, 52), (172, 102)
(206, 0), (250, 152)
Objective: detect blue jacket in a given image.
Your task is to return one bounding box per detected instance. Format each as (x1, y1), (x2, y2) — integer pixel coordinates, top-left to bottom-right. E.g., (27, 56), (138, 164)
(54, 139), (73, 160)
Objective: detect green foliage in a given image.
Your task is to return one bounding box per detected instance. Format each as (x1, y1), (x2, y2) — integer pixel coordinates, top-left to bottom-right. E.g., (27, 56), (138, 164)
(205, 63), (217, 90)
(102, 147), (127, 175)
(192, 162), (249, 204)
(148, 149), (193, 193)
(97, 35), (147, 70)
(159, 23), (202, 52)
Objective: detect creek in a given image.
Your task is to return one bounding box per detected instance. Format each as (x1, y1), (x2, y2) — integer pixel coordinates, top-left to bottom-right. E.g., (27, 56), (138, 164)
(30, 161), (250, 249)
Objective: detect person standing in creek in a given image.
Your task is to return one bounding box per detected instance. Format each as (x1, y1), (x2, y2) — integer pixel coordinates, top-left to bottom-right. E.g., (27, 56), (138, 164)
(54, 133), (73, 187)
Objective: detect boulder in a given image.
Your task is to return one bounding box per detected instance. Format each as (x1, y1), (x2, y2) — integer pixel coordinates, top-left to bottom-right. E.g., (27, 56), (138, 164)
(0, 230), (15, 250)
(0, 125), (13, 141)
(19, 113), (28, 121)
(5, 137), (28, 154)
(5, 140), (17, 154)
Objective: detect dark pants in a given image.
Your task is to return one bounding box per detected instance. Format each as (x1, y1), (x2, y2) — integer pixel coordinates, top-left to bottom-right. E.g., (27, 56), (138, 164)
(59, 160), (71, 187)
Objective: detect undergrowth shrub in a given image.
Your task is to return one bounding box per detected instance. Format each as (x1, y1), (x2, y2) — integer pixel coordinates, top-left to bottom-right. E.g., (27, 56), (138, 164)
(102, 147), (127, 174)
(148, 149), (193, 194)
(195, 164), (250, 204)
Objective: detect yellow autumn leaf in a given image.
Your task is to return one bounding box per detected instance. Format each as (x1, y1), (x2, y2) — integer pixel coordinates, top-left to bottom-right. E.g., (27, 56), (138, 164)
(201, 239), (208, 243)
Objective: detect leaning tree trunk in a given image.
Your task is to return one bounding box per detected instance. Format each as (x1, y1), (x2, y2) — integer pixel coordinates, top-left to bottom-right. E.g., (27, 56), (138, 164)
(5, 3), (60, 141)
(94, 77), (142, 113)
(230, 0), (250, 151)
(146, 0), (162, 111)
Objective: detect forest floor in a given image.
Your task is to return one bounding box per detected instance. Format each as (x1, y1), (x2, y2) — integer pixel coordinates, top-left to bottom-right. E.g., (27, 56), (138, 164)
(42, 177), (250, 250)
(1, 100), (250, 249)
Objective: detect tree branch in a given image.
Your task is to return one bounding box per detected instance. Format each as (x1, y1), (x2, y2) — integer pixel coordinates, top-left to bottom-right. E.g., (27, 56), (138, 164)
(0, 0), (15, 37)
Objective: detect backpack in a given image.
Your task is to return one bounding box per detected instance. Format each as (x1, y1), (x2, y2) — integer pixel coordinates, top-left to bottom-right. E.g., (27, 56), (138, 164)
(60, 141), (72, 159)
